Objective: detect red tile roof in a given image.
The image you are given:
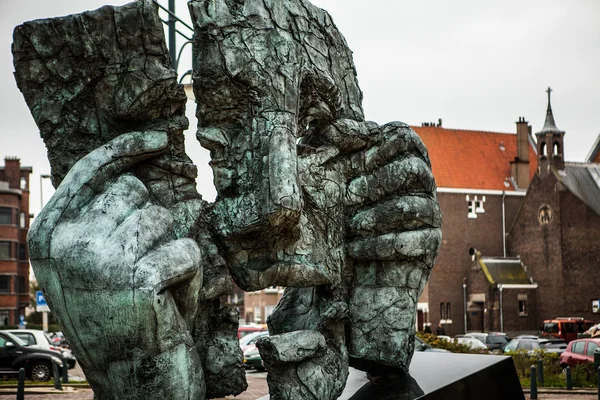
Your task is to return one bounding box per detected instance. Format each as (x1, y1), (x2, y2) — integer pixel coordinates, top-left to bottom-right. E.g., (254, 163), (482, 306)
(411, 126), (537, 191)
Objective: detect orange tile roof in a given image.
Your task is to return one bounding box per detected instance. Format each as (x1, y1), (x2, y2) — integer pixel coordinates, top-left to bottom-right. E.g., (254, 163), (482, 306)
(411, 126), (537, 191)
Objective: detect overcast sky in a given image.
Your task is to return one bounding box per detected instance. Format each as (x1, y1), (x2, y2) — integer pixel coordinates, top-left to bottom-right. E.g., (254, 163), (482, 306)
(2, 0), (599, 216)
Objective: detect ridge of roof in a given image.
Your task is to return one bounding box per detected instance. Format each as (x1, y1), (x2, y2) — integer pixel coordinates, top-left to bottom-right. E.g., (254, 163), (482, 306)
(410, 125), (516, 136)
(585, 133), (600, 163)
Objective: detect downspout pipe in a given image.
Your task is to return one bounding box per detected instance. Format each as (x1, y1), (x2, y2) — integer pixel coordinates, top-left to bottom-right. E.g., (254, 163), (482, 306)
(502, 190), (507, 257)
(463, 278), (468, 334)
(499, 285), (504, 333)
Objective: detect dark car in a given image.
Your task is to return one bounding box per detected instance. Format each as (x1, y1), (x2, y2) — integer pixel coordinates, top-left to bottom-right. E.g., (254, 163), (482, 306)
(0, 331), (65, 381)
(5, 329), (76, 369)
(559, 338), (600, 368)
(415, 337), (450, 353)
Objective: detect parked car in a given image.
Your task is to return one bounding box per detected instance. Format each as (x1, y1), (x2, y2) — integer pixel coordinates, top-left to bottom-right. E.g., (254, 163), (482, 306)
(4, 329), (76, 369)
(48, 332), (66, 346)
(503, 338), (541, 355)
(240, 331), (269, 353)
(0, 331), (65, 381)
(542, 318), (595, 342)
(415, 337), (450, 353)
(243, 344), (265, 370)
(464, 333), (509, 350)
(538, 338), (568, 355)
(514, 335), (539, 340)
(238, 325), (267, 339)
(455, 337), (488, 350)
(559, 338), (600, 368)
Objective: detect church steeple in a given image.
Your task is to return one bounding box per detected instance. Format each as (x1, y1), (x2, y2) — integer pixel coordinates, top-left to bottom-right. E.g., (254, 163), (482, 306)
(536, 87), (565, 173)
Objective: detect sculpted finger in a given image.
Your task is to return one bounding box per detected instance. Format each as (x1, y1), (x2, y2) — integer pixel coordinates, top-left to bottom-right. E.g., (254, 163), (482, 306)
(345, 156), (436, 207)
(79, 174), (150, 231)
(109, 204), (175, 265)
(347, 196), (442, 237)
(134, 238), (202, 293)
(28, 131), (168, 259)
(342, 122), (431, 179)
(346, 228), (442, 262)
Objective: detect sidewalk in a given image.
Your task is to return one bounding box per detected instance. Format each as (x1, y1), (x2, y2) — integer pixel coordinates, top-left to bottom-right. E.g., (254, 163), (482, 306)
(0, 378), (596, 399)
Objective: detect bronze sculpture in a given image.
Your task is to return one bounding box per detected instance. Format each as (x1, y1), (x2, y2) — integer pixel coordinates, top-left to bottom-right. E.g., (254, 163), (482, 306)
(13, 1), (441, 398)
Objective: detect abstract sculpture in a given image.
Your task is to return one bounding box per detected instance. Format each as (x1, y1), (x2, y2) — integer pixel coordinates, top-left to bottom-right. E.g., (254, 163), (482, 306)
(13, 0), (441, 399)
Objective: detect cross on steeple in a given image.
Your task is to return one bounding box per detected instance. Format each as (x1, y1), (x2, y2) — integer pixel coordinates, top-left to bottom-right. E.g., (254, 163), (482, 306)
(546, 87), (552, 103)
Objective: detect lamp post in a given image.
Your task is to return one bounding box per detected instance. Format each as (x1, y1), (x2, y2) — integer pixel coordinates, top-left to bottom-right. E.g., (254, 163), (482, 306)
(153, 0), (195, 99)
(39, 174), (51, 332)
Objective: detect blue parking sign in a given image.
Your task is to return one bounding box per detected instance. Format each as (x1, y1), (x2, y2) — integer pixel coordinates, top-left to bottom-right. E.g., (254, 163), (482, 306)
(36, 291), (47, 306)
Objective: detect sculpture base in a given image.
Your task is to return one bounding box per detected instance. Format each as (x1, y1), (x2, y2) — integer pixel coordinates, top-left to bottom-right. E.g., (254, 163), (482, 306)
(259, 351), (525, 399)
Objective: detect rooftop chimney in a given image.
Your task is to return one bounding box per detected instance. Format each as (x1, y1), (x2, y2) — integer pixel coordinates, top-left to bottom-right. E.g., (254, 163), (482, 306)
(510, 117), (531, 189)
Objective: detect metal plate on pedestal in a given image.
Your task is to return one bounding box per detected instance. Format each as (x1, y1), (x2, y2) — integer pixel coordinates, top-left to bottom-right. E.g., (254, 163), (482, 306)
(259, 352), (524, 400)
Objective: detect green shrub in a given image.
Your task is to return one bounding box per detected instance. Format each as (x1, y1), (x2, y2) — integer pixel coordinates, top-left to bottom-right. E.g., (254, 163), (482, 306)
(507, 348), (598, 388)
(416, 332), (488, 354)
(572, 363), (599, 388)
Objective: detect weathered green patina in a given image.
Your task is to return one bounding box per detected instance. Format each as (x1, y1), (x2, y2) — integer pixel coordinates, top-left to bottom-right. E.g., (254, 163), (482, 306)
(13, 0), (442, 399)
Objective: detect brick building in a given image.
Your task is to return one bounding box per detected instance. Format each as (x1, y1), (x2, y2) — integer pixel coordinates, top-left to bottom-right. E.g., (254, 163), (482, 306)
(412, 119), (537, 336)
(418, 90), (600, 337)
(507, 92), (600, 329)
(0, 157), (32, 325)
(244, 287), (284, 325)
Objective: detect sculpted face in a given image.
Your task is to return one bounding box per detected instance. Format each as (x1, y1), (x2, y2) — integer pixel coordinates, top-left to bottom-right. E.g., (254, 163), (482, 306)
(189, 0), (364, 290)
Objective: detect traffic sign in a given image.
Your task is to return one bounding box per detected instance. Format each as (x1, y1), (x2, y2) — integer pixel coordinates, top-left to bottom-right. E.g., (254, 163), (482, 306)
(36, 291), (50, 312)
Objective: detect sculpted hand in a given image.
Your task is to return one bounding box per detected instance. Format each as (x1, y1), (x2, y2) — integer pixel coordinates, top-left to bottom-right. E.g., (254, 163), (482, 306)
(325, 119), (442, 373)
(28, 131), (205, 399)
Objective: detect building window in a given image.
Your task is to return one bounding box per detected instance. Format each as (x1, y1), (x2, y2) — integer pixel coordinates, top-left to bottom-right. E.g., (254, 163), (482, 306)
(0, 208), (11, 225)
(593, 300), (600, 314)
(254, 306), (262, 324)
(440, 302), (452, 324)
(0, 311), (9, 326)
(538, 205), (552, 225)
(466, 196), (485, 219)
(16, 277), (25, 294)
(540, 142), (547, 158)
(518, 294), (528, 316)
(18, 244), (26, 261)
(553, 142), (560, 157)
(0, 277), (10, 293)
(0, 242), (11, 259)
(19, 212), (25, 229)
(475, 196), (486, 213)
(19, 177), (27, 190)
